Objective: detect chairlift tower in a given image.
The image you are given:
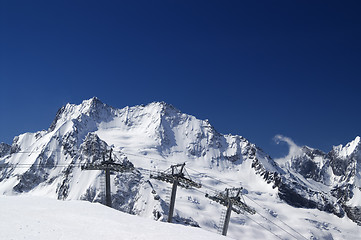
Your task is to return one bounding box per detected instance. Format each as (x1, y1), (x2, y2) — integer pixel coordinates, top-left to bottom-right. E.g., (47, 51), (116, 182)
(206, 187), (256, 236)
(81, 149), (134, 208)
(150, 163), (201, 223)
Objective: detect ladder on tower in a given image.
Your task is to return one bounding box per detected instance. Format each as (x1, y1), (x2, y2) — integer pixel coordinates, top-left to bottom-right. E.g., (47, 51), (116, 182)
(150, 163), (202, 223)
(99, 173), (105, 204)
(218, 208), (227, 234)
(205, 187), (256, 236)
(164, 186), (172, 204)
(81, 149), (135, 208)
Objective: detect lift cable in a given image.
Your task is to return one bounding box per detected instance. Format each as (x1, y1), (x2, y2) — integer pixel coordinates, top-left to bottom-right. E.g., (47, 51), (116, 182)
(199, 180), (304, 240)
(243, 195), (308, 240)
(2, 149), (306, 239)
(0, 163), (83, 168)
(244, 214), (284, 240)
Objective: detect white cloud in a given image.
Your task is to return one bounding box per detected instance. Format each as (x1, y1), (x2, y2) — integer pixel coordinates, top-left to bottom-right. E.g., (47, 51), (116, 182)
(273, 134), (303, 166)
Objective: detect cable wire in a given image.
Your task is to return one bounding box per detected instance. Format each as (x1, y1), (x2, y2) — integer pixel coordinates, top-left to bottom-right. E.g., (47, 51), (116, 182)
(1, 149), (307, 239)
(243, 195), (308, 240)
(244, 214), (284, 240)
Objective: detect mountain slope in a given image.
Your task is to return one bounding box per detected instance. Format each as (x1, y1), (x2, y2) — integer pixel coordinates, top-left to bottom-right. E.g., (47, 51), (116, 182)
(0, 97), (360, 239)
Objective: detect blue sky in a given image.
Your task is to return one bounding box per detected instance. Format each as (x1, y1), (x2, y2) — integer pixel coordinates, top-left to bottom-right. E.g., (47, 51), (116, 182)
(1, 1), (360, 158)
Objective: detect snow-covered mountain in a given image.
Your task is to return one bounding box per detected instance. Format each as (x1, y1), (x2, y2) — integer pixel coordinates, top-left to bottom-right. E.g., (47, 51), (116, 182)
(276, 136), (361, 225)
(0, 97), (360, 239)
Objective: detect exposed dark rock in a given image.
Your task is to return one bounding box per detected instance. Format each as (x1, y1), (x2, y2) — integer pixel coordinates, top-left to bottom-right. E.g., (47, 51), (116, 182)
(343, 205), (361, 225)
(49, 106), (66, 131)
(0, 143), (11, 157)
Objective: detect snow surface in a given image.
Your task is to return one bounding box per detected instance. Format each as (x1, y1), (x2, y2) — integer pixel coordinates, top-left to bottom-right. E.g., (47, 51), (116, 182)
(0, 196), (231, 240)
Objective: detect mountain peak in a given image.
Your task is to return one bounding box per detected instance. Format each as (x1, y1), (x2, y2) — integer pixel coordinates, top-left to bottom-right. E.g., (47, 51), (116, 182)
(49, 97), (113, 132)
(332, 136), (361, 158)
(80, 97), (104, 109)
(352, 135), (361, 147)
(147, 101), (180, 113)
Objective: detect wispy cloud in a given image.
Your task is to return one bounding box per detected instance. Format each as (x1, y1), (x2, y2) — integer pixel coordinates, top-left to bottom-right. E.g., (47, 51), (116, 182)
(273, 134), (303, 166)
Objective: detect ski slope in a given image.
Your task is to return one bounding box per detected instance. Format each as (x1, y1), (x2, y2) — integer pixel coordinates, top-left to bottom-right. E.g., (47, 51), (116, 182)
(0, 196), (231, 240)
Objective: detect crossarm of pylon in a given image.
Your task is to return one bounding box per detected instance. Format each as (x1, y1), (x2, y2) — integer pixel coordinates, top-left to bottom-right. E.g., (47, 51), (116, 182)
(178, 177), (202, 188)
(107, 164), (132, 172)
(81, 165), (104, 171)
(231, 199), (256, 215)
(205, 194), (227, 206)
(150, 172), (175, 184)
(81, 162), (134, 173)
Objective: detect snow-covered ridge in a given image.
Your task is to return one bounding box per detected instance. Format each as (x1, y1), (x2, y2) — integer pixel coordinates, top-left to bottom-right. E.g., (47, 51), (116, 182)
(332, 135), (361, 159)
(0, 97), (360, 239)
(271, 134), (361, 224)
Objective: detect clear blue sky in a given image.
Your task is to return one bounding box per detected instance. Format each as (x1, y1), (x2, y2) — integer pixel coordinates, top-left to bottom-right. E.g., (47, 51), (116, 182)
(1, 1), (360, 158)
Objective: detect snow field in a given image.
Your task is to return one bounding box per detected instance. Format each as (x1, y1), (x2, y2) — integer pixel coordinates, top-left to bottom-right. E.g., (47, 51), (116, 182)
(0, 196), (231, 240)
